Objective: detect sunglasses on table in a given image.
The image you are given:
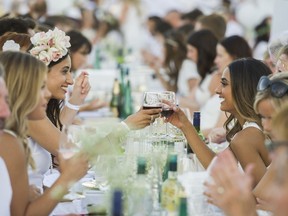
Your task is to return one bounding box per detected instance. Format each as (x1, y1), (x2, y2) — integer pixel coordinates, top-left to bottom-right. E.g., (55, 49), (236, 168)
(265, 140), (288, 152)
(257, 76), (288, 98)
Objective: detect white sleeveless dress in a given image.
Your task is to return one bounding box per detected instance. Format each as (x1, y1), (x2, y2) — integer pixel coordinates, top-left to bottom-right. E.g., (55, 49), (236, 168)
(0, 157), (12, 216)
(28, 138), (52, 192)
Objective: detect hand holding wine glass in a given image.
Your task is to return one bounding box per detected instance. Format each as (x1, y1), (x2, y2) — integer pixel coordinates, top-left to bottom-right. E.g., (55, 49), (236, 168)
(159, 91), (176, 119)
(159, 91), (176, 137)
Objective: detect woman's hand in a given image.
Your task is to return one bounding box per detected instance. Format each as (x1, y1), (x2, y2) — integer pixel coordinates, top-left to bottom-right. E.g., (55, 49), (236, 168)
(69, 71), (91, 105)
(123, 107), (162, 130)
(58, 152), (89, 183)
(204, 149), (257, 216)
(163, 100), (190, 130)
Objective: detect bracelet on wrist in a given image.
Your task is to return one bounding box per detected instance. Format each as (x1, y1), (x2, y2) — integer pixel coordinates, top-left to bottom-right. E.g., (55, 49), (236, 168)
(65, 101), (80, 111)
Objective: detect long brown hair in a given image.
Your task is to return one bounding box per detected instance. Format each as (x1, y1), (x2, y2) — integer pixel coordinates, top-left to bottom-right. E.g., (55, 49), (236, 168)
(225, 58), (272, 142)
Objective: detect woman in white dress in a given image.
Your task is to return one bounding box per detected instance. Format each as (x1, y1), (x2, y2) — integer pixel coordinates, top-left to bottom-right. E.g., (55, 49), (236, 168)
(0, 64), (12, 216)
(0, 51), (89, 215)
(166, 58), (271, 187)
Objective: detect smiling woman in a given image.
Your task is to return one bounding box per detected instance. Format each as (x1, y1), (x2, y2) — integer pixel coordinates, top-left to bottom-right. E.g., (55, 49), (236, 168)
(166, 58), (271, 187)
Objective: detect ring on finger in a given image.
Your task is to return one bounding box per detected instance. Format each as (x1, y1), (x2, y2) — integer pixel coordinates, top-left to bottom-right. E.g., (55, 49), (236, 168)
(216, 186), (225, 195)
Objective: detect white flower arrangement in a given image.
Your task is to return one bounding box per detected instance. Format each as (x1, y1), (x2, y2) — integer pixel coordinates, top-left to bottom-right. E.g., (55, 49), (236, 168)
(30, 27), (71, 65)
(2, 40), (20, 52)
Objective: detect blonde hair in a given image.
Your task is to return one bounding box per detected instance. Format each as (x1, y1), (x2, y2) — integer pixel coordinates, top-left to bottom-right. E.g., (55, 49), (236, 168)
(272, 102), (288, 140)
(0, 51), (47, 168)
(254, 72), (288, 114)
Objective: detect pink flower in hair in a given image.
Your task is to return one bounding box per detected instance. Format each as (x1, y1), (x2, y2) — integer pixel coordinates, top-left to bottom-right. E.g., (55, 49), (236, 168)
(30, 27), (71, 65)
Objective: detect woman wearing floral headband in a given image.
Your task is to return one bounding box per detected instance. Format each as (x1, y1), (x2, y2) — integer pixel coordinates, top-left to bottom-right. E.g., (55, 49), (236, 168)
(26, 28), (161, 188)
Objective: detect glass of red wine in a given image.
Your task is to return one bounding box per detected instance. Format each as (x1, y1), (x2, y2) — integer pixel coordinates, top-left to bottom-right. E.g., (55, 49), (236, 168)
(159, 91), (176, 137)
(143, 91), (162, 136)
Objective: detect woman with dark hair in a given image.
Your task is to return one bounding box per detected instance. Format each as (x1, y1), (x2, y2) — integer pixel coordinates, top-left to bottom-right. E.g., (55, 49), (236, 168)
(166, 58), (271, 187)
(205, 35), (253, 139)
(26, 28), (161, 190)
(180, 29), (219, 112)
(153, 29), (194, 93)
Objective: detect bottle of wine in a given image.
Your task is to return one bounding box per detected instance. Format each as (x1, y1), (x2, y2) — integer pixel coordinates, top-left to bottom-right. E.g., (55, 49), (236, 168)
(111, 189), (123, 216)
(110, 78), (120, 117)
(122, 78), (133, 119)
(187, 111), (205, 154)
(127, 157), (153, 215)
(178, 196), (188, 216)
(161, 154), (183, 214)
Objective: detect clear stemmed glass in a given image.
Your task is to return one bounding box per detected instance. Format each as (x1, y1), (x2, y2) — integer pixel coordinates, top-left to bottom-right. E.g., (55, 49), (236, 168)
(59, 125), (82, 197)
(159, 91), (176, 138)
(142, 91), (162, 136)
(59, 125), (82, 159)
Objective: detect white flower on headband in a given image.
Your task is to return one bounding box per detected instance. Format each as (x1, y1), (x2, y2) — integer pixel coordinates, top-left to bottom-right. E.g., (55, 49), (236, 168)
(30, 27), (71, 65)
(2, 40), (20, 52)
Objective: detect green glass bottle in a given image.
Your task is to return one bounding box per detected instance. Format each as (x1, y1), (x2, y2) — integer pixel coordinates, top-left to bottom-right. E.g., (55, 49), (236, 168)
(178, 196), (188, 216)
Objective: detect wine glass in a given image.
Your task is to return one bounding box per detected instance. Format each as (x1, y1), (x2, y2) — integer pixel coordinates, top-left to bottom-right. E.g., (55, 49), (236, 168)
(159, 91), (176, 138)
(59, 125), (82, 159)
(142, 91), (162, 136)
(58, 125), (83, 198)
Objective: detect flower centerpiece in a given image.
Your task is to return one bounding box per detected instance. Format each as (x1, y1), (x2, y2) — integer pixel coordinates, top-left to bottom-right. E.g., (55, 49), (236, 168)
(30, 27), (71, 65)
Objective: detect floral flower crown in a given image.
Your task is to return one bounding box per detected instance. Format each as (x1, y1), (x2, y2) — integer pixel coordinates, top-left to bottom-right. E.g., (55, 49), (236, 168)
(30, 27), (71, 66)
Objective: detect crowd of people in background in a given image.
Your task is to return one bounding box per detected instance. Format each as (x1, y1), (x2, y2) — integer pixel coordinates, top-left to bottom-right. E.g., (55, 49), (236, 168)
(1, 0), (288, 215)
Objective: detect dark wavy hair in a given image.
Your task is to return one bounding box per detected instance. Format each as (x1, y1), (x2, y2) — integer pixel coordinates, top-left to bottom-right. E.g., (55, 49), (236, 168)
(224, 58), (272, 142)
(46, 54), (69, 130)
(187, 29), (218, 83)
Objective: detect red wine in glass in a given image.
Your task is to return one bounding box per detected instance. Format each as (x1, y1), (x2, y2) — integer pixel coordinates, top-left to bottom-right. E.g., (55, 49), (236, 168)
(161, 108), (174, 118)
(143, 105), (162, 110)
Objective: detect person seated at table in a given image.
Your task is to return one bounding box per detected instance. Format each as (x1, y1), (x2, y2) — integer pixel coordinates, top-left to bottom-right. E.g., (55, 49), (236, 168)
(201, 35), (252, 138)
(0, 51), (89, 215)
(204, 101), (288, 216)
(0, 29), (161, 192)
(179, 29), (219, 114)
(27, 28), (162, 181)
(0, 63), (12, 216)
(152, 28), (199, 95)
(166, 58), (271, 187)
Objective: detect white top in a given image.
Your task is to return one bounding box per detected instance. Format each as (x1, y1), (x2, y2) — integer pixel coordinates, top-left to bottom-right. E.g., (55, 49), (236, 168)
(195, 73), (213, 108)
(177, 59), (200, 97)
(242, 121), (261, 131)
(0, 157), (12, 216)
(28, 138), (52, 191)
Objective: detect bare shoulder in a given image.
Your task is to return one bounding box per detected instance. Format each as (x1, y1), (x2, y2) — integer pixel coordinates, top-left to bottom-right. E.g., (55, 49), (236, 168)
(0, 132), (26, 168)
(231, 127), (265, 149)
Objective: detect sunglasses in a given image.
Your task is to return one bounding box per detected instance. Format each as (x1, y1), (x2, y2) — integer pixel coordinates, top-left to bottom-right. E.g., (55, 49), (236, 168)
(265, 140), (288, 152)
(257, 76), (288, 98)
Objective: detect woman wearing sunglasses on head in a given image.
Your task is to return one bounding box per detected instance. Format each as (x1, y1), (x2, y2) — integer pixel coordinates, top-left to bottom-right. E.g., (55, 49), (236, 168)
(252, 72), (288, 211)
(165, 58), (271, 187)
(204, 101), (288, 216)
